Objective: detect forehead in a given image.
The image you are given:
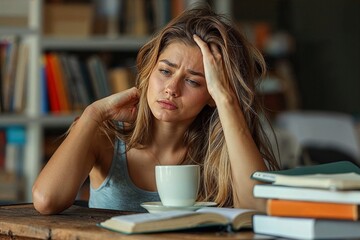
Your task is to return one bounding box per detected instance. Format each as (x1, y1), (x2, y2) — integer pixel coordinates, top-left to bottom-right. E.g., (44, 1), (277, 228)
(158, 41), (203, 70)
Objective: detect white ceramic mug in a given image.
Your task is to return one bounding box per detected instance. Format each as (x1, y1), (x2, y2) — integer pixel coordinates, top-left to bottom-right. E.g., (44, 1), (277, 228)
(155, 165), (200, 207)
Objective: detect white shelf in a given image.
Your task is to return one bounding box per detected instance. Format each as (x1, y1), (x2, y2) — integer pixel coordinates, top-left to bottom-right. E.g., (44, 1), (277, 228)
(39, 114), (79, 127)
(0, 114), (78, 128)
(0, 27), (38, 35)
(42, 36), (149, 51)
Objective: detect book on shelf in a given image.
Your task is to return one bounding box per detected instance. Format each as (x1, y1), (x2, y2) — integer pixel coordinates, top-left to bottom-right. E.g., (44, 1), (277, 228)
(98, 207), (260, 234)
(5, 126), (26, 177)
(0, 35), (28, 112)
(251, 160), (360, 190)
(253, 184), (360, 204)
(44, 54), (61, 112)
(0, 36), (32, 113)
(58, 54), (81, 110)
(0, 44), (3, 112)
(122, 0), (155, 36)
(266, 199), (359, 220)
(87, 55), (111, 100)
(44, 3), (93, 37)
(253, 214), (360, 240)
(1, 35), (19, 112)
(109, 67), (133, 93)
(40, 56), (49, 114)
(66, 54), (94, 109)
(42, 52), (134, 113)
(0, 170), (21, 202)
(13, 39), (29, 112)
(48, 53), (71, 112)
(0, 130), (5, 169)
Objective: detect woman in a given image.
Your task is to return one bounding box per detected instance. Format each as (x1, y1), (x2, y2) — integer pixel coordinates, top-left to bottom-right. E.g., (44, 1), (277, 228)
(32, 5), (279, 215)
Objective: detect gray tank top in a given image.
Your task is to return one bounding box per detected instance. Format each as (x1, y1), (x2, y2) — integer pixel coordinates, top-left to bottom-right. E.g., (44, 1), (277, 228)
(89, 139), (160, 212)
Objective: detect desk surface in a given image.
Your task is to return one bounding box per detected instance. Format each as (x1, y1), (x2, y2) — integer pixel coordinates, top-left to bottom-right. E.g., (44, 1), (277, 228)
(0, 204), (271, 240)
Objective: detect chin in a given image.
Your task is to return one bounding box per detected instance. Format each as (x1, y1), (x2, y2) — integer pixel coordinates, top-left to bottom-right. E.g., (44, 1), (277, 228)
(153, 115), (177, 122)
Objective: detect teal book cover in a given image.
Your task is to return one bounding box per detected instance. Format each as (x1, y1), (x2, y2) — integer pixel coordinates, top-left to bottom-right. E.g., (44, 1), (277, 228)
(251, 161), (360, 183)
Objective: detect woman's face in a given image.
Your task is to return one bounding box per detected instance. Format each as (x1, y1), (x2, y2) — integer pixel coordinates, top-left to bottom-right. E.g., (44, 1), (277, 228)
(147, 41), (212, 124)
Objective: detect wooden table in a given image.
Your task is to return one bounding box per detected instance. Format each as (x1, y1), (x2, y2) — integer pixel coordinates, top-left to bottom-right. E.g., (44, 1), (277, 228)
(0, 203), (272, 240)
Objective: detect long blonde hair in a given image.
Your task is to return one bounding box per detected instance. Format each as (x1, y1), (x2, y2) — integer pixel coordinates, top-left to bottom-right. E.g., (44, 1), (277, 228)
(112, 6), (279, 207)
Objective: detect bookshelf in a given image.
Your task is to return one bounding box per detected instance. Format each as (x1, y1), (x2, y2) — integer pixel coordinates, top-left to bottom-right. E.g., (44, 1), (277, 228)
(0, 0), (42, 202)
(0, 0), (229, 203)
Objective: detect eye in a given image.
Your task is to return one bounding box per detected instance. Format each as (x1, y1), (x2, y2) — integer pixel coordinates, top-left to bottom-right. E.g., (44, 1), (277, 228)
(159, 69), (171, 76)
(185, 79), (200, 87)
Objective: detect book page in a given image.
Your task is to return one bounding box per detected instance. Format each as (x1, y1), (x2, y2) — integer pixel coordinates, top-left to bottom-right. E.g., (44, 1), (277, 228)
(196, 207), (255, 221)
(197, 207), (260, 230)
(111, 210), (195, 224)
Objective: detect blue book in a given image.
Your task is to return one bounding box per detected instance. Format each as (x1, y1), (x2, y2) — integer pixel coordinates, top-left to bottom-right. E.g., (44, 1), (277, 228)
(5, 126), (26, 177)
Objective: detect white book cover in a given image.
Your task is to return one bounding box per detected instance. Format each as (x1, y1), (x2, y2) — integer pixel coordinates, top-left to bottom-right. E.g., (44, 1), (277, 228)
(253, 184), (360, 204)
(273, 172), (360, 190)
(253, 215), (360, 240)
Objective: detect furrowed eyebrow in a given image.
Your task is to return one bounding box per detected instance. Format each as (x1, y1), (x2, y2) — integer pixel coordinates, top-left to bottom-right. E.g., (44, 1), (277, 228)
(187, 69), (205, 78)
(159, 59), (205, 78)
(159, 59), (178, 68)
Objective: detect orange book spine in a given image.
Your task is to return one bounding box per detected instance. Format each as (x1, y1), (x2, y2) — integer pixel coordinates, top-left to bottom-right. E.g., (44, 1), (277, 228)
(44, 54), (61, 112)
(49, 54), (70, 112)
(267, 199), (358, 220)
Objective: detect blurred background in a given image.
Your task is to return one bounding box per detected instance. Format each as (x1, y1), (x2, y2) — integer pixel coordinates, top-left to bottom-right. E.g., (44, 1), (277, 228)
(0, 0), (359, 204)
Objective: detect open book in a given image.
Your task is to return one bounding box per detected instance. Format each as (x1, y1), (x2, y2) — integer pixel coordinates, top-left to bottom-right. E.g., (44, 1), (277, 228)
(98, 207), (261, 234)
(251, 161), (360, 190)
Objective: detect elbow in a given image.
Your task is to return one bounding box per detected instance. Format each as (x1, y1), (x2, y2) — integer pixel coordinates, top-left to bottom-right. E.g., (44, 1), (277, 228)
(32, 185), (65, 215)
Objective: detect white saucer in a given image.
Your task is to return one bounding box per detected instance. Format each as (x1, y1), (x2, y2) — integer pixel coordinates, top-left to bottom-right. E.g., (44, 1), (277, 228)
(141, 201), (217, 213)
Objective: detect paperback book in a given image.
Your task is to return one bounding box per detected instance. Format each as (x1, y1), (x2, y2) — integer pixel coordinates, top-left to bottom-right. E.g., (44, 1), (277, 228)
(266, 199), (359, 220)
(253, 184), (360, 204)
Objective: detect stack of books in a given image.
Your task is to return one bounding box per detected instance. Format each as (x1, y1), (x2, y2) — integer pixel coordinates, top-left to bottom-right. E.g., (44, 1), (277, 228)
(251, 161), (360, 239)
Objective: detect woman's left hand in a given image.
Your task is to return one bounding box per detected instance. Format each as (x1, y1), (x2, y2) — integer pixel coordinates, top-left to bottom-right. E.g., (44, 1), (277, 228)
(193, 34), (229, 102)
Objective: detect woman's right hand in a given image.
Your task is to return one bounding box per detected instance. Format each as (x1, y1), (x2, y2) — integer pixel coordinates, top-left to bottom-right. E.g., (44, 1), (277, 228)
(87, 87), (140, 123)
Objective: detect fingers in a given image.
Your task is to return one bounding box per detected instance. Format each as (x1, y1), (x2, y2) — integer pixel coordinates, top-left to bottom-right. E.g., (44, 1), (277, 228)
(125, 87), (140, 101)
(117, 87), (140, 106)
(193, 34), (225, 97)
(209, 43), (222, 60)
(193, 34), (211, 56)
(193, 34), (222, 61)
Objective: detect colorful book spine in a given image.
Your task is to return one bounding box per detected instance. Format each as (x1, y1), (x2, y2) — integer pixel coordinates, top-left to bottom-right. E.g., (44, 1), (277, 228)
(5, 126), (26, 177)
(44, 54), (61, 112)
(48, 53), (70, 112)
(267, 199), (359, 220)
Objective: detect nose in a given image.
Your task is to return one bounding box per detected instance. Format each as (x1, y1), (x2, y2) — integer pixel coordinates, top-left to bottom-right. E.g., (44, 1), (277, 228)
(165, 78), (180, 97)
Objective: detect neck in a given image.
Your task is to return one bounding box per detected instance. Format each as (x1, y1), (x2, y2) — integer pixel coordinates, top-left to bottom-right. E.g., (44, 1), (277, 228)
(146, 119), (190, 165)
(152, 119), (190, 149)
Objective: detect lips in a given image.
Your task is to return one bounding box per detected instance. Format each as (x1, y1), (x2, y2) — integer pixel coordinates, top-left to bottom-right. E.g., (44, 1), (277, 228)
(157, 99), (178, 110)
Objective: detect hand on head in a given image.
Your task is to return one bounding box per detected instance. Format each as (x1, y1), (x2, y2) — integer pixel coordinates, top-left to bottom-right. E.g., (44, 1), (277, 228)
(92, 87), (140, 123)
(193, 34), (227, 106)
